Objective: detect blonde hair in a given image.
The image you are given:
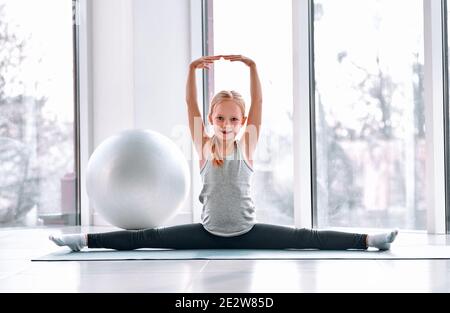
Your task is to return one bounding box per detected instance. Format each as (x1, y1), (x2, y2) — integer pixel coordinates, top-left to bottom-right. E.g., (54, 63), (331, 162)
(208, 90), (246, 168)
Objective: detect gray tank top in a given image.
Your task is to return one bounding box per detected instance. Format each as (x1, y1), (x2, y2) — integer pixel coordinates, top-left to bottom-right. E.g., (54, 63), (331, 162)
(199, 139), (256, 237)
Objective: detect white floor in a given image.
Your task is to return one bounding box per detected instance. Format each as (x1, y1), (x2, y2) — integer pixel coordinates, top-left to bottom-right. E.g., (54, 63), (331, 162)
(1, 226), (450, 293)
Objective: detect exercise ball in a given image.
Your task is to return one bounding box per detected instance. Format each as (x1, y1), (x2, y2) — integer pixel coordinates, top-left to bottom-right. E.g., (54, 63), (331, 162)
(86, 129), (190, 230)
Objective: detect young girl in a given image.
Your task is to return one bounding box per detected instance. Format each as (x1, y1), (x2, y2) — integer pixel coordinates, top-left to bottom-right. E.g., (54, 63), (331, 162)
(50, 55), (398, 252)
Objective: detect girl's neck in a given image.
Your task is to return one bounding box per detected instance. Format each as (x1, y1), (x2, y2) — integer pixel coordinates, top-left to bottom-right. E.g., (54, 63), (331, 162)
(215, 138), (235, 156)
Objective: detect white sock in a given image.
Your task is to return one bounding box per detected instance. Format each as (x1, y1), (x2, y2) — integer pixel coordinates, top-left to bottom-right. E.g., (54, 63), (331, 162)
(367, 229), (398, 250)
(49, 234), (87, 252)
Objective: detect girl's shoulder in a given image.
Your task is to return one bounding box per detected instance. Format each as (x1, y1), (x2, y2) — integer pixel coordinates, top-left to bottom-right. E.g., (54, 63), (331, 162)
(237, 137), (254, 170)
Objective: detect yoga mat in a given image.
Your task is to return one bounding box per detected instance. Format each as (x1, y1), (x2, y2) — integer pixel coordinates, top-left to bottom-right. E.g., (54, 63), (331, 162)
(32, 246), (450, 261)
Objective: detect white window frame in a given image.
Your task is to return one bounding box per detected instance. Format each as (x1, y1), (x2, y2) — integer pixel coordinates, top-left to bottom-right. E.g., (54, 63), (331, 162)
(424, 0), (447, 234)
(190, 0), (206, 223)
(77, 0), (93, 226)
(293, 0), (314, 229)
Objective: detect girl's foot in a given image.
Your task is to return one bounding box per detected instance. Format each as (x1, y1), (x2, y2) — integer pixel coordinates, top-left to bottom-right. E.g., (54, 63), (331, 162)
(49, 234), (87, 251)
(367, 229), (399, 250)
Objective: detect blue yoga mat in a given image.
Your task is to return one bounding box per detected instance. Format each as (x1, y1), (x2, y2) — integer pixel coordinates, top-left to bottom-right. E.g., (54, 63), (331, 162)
(32, 246), (450, 261)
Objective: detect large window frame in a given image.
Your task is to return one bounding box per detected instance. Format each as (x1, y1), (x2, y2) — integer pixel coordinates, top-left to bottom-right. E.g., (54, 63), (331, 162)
(423, 0), (447, 233)
(309, 0), (447, 233)
(197, 0), (314, 228)
(76, 0), (448, 233)
(76, 0), (93, 226)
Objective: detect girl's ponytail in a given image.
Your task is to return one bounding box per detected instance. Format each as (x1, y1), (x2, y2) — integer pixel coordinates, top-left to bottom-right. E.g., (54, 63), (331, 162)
(210, 135), (224, 168)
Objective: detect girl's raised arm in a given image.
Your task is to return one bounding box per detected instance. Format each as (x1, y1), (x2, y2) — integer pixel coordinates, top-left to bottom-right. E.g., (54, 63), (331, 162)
(186, 56), (221, 157)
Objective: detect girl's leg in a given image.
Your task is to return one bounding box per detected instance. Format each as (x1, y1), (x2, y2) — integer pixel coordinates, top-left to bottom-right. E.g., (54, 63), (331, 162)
(87, 223), (228, 250)
(223, 224), (368, 250)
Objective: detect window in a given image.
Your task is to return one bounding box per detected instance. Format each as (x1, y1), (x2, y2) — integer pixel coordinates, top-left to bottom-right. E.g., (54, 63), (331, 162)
(0, 0), (77, 227)
(312, 0), (426, 230)
(207, 0), (294, 225)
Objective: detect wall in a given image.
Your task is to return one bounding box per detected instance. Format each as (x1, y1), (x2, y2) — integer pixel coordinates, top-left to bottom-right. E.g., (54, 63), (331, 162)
(133, 0), (196, 221)
(91, 0), (134, 145)
(88, 0), (196, 225)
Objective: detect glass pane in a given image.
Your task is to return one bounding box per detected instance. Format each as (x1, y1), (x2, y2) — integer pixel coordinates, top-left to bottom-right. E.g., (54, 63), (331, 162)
(313, 0), (426, 230)
(210, 0), (294, 225)
(0, 0), (76, 227)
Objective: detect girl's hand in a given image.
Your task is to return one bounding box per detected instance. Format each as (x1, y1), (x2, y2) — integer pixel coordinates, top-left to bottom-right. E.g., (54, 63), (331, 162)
(190, 55), (222, 70)
(222, 55), (256, 68)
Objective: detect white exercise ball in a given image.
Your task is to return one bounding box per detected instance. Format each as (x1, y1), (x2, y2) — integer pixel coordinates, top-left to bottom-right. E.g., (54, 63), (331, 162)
(86, 129), (190, 230)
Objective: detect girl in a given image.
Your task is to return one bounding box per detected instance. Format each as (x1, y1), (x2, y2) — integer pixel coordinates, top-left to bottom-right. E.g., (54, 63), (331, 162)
(50, 55), (398, 252)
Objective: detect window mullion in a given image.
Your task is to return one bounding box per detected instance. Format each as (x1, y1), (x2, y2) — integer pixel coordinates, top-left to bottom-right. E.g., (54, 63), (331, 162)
(293, 0), (314, 229)
(424, 0), (447, 234)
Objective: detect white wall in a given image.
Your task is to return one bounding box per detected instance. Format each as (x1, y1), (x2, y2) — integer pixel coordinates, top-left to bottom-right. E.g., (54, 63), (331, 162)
(133, 0), (195, 221)
(91, 0), (134, 145)
(87, 0), (196, 226)
(134, 0), (191, 135)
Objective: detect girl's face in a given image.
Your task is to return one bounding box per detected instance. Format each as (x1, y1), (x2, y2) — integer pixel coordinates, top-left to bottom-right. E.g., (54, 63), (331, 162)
(209, 100), (247, 140)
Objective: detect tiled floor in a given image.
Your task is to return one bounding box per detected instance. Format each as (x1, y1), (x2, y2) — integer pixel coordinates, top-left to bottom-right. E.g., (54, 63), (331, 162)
(1, 226), (450, 292)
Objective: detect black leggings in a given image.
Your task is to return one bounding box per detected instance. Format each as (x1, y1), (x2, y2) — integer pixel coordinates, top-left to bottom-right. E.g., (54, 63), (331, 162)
(88, 223), (368, 250)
